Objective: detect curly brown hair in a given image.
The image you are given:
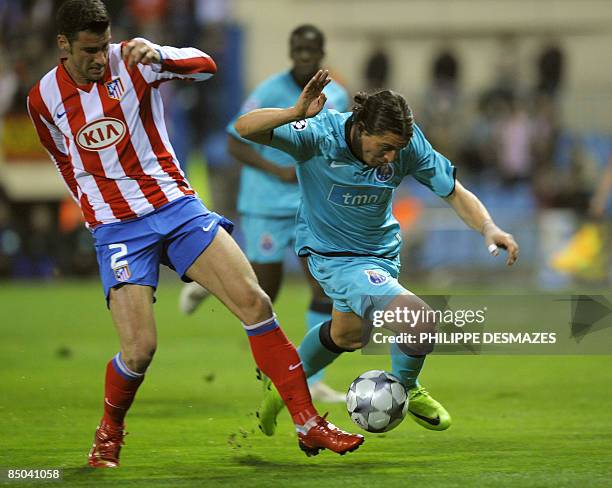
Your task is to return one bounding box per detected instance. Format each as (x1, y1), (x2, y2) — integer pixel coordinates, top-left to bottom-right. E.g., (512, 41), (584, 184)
(352, 90), (414, 144)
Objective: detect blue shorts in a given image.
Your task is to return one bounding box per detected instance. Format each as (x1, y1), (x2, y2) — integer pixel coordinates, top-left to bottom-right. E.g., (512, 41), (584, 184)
(241, 214), (296, 264)
(93, 196), (233, 301)
(306, 253), (406, 317)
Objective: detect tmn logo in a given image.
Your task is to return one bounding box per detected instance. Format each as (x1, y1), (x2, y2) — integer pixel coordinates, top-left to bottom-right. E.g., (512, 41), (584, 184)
(327, 184), (390, 207)
(76, 117), (126, 151)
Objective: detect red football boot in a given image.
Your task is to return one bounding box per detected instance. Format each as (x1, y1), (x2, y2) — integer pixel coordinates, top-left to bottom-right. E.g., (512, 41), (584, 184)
(87, 421), (126, 468)
(298, 414), (364, 457)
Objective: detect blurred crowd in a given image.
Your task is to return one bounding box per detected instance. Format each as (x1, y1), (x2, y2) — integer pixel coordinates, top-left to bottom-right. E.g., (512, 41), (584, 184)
(413, 41), (599, 212)
(1, 1), (610, 286)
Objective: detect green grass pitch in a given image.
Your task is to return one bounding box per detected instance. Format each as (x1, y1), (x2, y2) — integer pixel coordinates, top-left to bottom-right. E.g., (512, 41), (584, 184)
(1, 280), (612, 487)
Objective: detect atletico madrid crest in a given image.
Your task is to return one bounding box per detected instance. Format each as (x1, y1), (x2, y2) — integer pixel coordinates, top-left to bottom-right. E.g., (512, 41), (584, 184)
(113, 263), (131, 282)
(105, 77), (125, 100)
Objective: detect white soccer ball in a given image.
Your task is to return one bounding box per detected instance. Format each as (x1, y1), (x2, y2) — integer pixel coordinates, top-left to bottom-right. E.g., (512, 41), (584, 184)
(346, 370), (409, 433)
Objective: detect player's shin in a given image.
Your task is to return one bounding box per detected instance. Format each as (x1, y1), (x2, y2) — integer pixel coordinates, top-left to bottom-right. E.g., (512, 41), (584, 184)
(390, 343), (425, 389)
(298, 320), (352, 379)
(243, 316), (317, 427)
(385, 301), (435, 390)
(305, 300), (333, 384)
(103, 353), (145, 427)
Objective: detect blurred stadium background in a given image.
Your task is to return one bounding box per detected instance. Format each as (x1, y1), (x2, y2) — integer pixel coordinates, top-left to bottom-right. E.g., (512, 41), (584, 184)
(1, 0), (612, 289)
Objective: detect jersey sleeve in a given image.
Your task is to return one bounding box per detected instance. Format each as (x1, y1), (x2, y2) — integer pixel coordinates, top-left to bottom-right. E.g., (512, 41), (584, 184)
(402, 124), (456, 197)
(26, 84), (79, 202)
(268, 118), (319, 162)
(130, 38), (217, 85)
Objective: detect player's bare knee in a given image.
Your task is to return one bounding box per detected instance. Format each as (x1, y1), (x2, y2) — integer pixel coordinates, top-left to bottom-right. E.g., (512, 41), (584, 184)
(241, 286), (273, 324)
(123, 344), (156, 373)
(400, 308), (436, 355)
(333, 329), (363, 351)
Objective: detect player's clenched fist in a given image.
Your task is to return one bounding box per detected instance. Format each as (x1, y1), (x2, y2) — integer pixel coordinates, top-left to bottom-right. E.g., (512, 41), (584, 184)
(122, 39), (161, 68)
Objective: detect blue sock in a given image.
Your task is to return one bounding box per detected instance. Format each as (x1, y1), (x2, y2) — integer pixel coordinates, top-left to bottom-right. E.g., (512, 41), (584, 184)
(298, 320), (342, 383)
(390, 342), (425, 390)
(305, 300), (332, 385)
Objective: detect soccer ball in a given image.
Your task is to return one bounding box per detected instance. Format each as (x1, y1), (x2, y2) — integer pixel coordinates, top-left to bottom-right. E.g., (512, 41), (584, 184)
(346, 370), (408, 433)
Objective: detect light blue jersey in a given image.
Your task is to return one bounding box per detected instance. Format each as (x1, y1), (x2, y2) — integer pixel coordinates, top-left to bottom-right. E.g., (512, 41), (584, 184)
(227, 71), (349, 217)
(268, 110), (456, 259)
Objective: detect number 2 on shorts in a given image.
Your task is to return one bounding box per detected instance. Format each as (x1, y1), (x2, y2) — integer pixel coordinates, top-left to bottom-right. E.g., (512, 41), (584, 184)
(109, 243), (128, 269)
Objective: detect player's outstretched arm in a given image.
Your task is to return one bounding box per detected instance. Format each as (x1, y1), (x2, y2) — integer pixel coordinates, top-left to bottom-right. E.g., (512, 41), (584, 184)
(235, 69), (331, 145)
(445, 180), (519, 266)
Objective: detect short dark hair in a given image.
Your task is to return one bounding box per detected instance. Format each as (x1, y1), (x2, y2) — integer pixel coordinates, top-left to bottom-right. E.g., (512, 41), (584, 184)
(57, 0), (110, 42)
(290, 24), (325, 49)
(352, 90), (414, 143)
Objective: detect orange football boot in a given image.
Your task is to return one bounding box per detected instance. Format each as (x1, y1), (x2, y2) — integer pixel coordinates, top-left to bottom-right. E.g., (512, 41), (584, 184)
(87, 421), (126, 468)
(298, 414), (364, 457)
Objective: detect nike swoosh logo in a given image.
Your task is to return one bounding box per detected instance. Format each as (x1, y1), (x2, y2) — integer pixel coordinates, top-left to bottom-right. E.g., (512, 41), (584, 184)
(104, 397), (123, 409)
(330, 162), (349, 168)
(288, 361), (302, 371)
(57, 111), (66, 119)
(409, 410), (441, 425)
(202, 221), (215, 232)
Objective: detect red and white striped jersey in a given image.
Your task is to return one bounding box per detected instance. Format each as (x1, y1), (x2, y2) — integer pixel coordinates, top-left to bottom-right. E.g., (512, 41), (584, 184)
(27, 39), (216, 228)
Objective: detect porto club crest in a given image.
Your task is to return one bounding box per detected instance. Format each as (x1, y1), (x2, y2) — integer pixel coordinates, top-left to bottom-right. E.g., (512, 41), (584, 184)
(260, 233), (276, 254)
(374, 164), (394, 183)
(365, 269), (389, 285)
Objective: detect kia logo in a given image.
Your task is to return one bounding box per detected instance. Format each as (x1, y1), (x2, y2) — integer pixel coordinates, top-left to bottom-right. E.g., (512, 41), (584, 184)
(76, 117), (127, 151)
